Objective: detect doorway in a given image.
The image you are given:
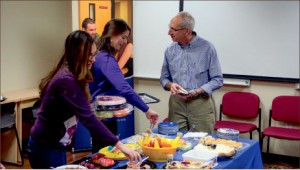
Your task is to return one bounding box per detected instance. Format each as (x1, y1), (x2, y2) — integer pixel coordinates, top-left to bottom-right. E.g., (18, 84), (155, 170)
(78, 0), (132, 35)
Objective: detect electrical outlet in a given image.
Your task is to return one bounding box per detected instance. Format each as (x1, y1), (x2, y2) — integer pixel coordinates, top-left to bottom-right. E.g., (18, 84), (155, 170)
(295, 83), (300, 90)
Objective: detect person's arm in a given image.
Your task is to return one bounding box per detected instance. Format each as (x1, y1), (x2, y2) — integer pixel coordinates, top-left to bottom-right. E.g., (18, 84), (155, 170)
(101, 54), (159, 125)
(118, 43), (133, 70)
(61, 76), (141, 161)
(62, 77), (141, 161)
(115, 141), (141, 162)
(160, 50), (173, 90)
(57, 75), (119, 146)
(100, 54), (149, 112)
(200, 46), (223, 95)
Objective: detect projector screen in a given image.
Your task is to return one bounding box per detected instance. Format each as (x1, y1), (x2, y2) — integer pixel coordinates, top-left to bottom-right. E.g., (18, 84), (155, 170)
(133, 1), (299, 82)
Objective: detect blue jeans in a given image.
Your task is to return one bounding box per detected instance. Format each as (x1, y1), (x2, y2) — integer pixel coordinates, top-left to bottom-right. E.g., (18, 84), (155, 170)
(27, 137), (66, 169)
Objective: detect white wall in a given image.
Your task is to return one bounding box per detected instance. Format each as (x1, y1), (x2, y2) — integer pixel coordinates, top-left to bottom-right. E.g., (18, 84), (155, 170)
(133, 78), (300, 157)
(0, 1), (72, 93)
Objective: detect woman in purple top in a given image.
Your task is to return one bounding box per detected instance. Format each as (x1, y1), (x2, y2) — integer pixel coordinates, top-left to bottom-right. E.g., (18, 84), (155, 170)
(89, 19), (159, 151)
(28, 30), (141, 169)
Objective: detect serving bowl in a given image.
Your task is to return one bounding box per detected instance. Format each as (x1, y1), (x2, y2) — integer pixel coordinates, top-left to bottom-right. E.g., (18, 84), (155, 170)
(138, 137), (180, 162)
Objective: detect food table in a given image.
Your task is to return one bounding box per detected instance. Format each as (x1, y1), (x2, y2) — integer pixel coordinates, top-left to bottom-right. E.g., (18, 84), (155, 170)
(73, 130), (263, 169)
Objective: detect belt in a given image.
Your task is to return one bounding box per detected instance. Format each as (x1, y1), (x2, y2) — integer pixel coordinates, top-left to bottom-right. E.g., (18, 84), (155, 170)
(189, 94), (209, 100)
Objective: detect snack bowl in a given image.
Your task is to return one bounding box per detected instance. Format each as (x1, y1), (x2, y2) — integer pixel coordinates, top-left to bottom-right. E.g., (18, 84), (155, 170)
(138, 138), (179, 162)
(158, 122), (179, 135)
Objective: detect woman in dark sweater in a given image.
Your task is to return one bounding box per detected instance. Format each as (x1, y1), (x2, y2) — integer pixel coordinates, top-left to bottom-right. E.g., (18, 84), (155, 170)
(28, 30), (141, 169)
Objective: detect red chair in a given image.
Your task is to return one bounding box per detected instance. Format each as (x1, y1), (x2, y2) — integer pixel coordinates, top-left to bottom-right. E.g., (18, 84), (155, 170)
(214, 92), (261, 141)
(261, 96), (300, 153)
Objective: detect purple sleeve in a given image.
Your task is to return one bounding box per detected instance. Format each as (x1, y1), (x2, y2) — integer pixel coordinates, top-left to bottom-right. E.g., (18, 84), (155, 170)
(57, 75), (119, 146)
(97, 54), (149, 112)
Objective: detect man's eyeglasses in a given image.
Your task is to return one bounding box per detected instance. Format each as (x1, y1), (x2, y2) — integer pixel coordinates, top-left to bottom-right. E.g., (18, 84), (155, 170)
(169, 27), (186, 32)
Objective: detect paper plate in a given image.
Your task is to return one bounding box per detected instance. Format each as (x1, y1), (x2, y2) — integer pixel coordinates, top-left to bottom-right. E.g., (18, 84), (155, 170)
(56, 164), (87, 169)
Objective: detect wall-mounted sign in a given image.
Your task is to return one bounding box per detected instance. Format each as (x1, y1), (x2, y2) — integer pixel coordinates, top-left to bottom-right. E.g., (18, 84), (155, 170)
(99, 6), (108, 9)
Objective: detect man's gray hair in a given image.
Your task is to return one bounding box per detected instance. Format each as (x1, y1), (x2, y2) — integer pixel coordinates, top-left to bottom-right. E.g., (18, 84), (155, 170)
(178, 11), (195, 30)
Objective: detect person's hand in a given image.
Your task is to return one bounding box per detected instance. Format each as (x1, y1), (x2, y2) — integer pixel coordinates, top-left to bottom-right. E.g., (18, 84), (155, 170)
(145, 109), (159, 126)
(115, 141), (141, 162)
(170, 83), (182, 94)
(0, 162), (5, 169)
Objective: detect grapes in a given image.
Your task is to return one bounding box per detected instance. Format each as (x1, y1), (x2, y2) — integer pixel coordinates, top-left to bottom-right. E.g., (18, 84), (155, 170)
(79, 160), (95, 169)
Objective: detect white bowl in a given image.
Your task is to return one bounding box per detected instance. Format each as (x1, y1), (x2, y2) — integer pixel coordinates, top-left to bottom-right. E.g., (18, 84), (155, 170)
(55, 164), (87, 169)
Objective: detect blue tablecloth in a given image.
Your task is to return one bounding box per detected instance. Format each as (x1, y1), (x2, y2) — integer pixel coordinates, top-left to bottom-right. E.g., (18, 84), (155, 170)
(84, 132), (263, 169)
(110, 135), (263, 169)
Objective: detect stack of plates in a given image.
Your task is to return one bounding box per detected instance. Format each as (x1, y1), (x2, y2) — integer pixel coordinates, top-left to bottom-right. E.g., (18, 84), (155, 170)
(158, 122), (179, 135)
(216, 128), (239, 141)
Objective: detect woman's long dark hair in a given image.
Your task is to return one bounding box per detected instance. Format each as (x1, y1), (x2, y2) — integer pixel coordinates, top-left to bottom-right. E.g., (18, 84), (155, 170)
(96, 18), (131, 55)
(39, 30), (94, 101)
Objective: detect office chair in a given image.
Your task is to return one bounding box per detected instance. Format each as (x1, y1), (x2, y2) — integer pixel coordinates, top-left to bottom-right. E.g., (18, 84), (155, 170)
(261, 96), (300, 153)
(214, 91), (261, 141)
(1, 102), (24, 166)
(22, 99), (41, 154)
(23, 99), (40, 123)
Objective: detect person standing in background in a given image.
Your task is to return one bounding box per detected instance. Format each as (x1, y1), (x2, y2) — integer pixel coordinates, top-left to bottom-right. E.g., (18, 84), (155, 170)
(27, 30), (141, 169)
(82, 18), (101, 47)
(160, 11), (223, 134)
(90, 18), (159, 152)
(114, 33), (133, 78)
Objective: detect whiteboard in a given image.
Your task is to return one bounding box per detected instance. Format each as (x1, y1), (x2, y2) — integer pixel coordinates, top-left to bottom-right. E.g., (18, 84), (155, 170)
(133, 1), (299, 81)
(133, 1), (179, 79)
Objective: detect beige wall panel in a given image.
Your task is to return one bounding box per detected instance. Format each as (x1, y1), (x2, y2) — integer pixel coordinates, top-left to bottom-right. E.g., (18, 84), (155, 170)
(1, 1), (72, 93)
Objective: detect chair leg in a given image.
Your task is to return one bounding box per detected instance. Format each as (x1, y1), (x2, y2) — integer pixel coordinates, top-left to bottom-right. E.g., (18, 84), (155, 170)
(261, 134), (265, 150)
(13, 124), (24, 166)
(257, 128), (261, 144)
(250, 131), (253, 139)
(266, 136), (270, 154)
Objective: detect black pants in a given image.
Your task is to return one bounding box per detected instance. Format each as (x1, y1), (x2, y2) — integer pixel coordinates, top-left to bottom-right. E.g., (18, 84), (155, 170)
(91, 119), (118, 153)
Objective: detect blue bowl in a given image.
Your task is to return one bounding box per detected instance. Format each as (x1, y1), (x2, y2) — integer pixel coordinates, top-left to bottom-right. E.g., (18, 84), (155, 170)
(158, 122), (179, 135)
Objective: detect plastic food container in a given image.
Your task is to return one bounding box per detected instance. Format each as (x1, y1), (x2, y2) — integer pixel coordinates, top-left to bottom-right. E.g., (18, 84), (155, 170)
(94, 96), (127, 111)
(94, 104), (133, 119)
(113, 104), (133, 117)
(95, 110), (114, 119)
(217, 128), (240, 141)
(158, 122), (179, 135)
(182, 149), (218, 167)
